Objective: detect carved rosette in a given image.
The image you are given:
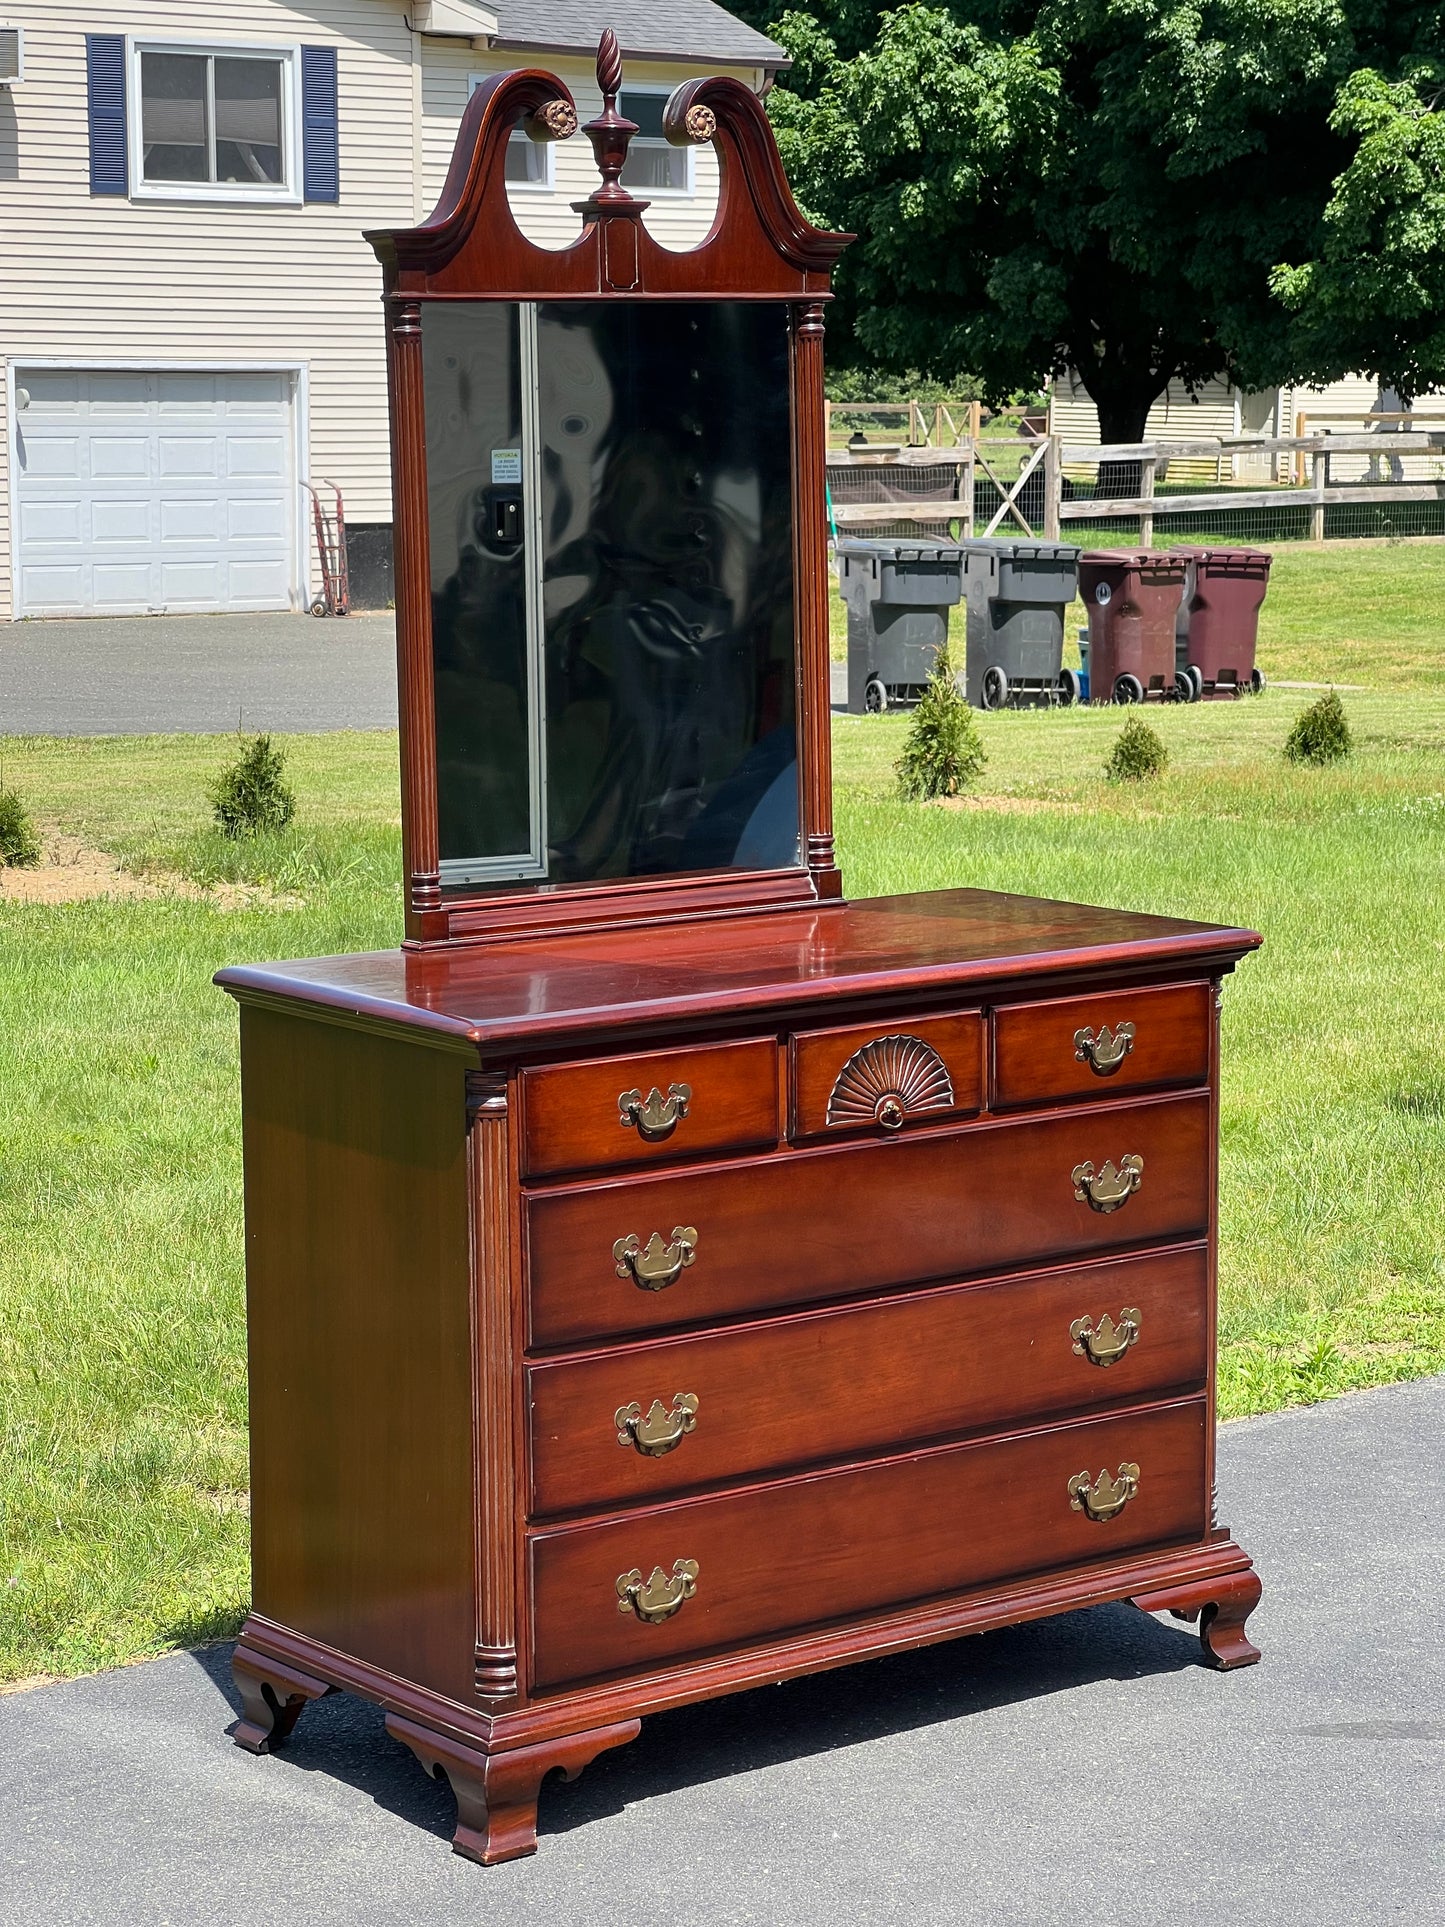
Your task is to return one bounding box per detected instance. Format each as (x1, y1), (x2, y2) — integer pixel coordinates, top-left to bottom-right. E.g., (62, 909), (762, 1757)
(532, 97), (578, 140)
(826, 1034), (954, 1130)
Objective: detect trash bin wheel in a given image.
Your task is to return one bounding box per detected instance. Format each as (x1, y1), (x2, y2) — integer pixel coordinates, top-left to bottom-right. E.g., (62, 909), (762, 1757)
(981, 665), (1009, 710)
(1113, 673), (1145, 705)
(1174, 667), (1200, 704)
(1251, 668), (1267, 694)
(864, 676), (888, 714)
(1058, 667), (1083, 707)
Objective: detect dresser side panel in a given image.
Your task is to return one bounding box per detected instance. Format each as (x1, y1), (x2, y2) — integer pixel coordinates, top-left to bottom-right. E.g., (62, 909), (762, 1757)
(239, 1006), (476, 1704)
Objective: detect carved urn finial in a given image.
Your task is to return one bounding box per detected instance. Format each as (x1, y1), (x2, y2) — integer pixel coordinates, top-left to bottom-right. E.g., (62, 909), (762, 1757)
(579, 28), (642, 210)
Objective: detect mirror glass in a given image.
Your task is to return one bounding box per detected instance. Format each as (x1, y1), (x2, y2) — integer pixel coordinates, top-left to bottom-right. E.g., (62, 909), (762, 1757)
(423, 299), (798, 890)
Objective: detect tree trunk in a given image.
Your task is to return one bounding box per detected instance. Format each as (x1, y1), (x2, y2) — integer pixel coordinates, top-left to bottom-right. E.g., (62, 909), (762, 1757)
(1094, 396), (1154, 501)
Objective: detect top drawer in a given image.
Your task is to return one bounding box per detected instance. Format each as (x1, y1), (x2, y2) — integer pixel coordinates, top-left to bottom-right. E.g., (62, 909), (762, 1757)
(521, 1037), (780, 1181)
(993, 982), (1211, 1110)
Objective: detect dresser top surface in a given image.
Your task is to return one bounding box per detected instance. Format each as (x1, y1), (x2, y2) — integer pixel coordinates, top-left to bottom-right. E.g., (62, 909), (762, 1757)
(217, 888), (1259, 1055)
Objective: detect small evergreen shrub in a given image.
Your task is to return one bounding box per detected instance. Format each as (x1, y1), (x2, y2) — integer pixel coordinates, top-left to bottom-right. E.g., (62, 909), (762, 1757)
(209, 734), (297, 840)
(895, 653), (987, 801)
(1105, 716), (1169, 783)
(1284, 689), (1352, 765)
(0, 786), (41, 867)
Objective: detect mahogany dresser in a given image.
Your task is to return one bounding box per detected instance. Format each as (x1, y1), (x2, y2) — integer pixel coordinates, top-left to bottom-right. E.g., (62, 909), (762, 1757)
(218, 36), (1262, 1866)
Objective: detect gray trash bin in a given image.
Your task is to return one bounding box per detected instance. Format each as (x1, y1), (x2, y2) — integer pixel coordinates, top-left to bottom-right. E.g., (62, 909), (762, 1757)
(959, 539), (1082, 708)
(837, 540), (963, 714)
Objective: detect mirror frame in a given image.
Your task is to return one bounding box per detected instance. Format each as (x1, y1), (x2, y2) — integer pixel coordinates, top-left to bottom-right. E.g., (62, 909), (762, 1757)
(367, 33), (851, 946)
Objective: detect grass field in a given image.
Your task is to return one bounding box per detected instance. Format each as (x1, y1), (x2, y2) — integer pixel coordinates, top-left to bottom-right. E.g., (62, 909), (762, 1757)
(1, 553), (1442, 1685)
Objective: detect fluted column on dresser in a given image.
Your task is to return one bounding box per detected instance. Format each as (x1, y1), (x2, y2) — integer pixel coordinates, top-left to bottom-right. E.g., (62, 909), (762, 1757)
(790, 301), (842, 899)
(467, 1072), (519, 1701)
(386, 295), (442, 931)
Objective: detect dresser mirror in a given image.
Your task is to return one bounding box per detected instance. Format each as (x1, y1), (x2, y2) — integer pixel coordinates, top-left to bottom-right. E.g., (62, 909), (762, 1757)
(422, 299), (797, 892)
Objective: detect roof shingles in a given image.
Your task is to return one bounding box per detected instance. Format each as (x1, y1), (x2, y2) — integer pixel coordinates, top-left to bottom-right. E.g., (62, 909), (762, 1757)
(490, 1), (787, 67)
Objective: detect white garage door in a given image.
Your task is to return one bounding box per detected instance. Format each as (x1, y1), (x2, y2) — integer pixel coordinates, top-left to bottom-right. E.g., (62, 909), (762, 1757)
(12, 368), (297, 616)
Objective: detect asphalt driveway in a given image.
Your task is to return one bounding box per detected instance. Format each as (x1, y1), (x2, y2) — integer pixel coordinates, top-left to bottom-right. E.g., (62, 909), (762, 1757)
(0, 613), (854, 734)
(0, 1374), (1439, 1926)
(0, 613), (398, 735)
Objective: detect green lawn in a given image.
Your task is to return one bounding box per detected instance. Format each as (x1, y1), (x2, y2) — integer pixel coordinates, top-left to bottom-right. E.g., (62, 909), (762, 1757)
(1, 557), (1443, 1685)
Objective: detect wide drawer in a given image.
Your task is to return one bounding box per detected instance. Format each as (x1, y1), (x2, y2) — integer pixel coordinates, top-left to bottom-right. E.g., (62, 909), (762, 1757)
(526, 1091), (1210, 1348)
(992, 981), (1211, 1110)
(530, 1400), (1207, 1689)
(528, 1246), (1207, 1516)
(790, 1010), (984, 1142)
(520, 1037), (780, 1180)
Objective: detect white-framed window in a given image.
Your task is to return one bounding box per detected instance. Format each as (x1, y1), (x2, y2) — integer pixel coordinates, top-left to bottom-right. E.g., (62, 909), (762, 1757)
(129, 40), (301, 202)
(619, 89), (692, 195)
(470, 75), (555, 190)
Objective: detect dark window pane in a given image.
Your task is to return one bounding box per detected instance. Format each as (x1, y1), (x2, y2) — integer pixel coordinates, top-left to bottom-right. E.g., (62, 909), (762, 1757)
(423, 304), (536, 876)
(215, 57), (282, 185)
(619, 142), (687, 191)
(536, 302), (797, 881)
(504, 127), (546, 183)
(620, 91), (666, 139)
(141, 51), (208, 182)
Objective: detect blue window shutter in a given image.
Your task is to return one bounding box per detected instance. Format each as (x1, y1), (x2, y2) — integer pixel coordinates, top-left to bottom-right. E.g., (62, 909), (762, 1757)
(301, 47), (339, 203)
(86, 35), (128, 196)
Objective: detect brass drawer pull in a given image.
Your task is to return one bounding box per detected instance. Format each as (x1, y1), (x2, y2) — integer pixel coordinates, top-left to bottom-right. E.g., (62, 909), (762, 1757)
(616, 1558), (699, 1624)
(1071, 1154), (1143, 1213)
(618, 1083), (692, 1141)
(613, 1226), (698, 1292)
(1068, 1461), (1140, 1523)
(615, 1393), (699, 1457)
(1074, 1022), (1136, 1075)
(1070, 1308), (1142, 1366)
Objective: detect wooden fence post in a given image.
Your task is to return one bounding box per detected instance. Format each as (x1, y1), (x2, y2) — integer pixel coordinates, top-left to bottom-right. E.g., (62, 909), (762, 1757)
(1310, 445), (1327, 542)
(1139, 457), (1156, 548)
(1043, 435), (1061, 541)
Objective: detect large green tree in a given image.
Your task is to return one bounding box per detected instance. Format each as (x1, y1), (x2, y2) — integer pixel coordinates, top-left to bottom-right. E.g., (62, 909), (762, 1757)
(742, 2), (1445, 437)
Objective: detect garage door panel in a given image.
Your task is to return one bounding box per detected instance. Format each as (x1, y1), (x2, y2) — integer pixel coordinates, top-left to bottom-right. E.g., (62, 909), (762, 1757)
(18, 499), (84, 545)
(158, 436), (222, 480)
(227, 558), (294, 604)
(224, 373), (289, 415)
(19, 563), (86, 608)
(90, 436), (151, 482)
(160, 496), (224, 543)
(22, 373), (82, 414)
(226, 435), (288, 480)
(92, 563), (155, 608)
(88, 373), (151, 416)
(90, 500), (152, 545)
(20, 434), (84, 480)
(160, 560), (224, 602)
(14, 368), (296, 616)
(157, 373), (222, 413)
(227, 497), (288, 540)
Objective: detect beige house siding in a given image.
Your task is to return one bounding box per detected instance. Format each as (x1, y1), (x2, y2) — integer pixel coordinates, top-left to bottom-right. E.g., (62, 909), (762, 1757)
(0, 5), (758, 618)
(1049, 376), (1241, 446)
(0, 0), (419, 619)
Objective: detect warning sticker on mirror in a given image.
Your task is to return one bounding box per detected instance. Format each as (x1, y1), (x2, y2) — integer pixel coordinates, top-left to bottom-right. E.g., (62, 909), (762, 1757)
(490, 449), (522, 484)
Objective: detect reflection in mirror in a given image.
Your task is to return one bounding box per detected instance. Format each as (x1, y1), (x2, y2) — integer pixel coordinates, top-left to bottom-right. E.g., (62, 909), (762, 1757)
(423, 299), (798, 892)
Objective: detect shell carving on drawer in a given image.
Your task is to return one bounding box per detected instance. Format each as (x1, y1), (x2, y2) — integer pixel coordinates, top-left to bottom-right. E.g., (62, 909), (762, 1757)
(826, 1033), (955, 1131)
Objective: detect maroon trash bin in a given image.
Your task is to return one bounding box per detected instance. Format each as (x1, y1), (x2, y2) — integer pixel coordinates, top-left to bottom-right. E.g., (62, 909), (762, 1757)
(1078, 550), (1189, 703)
(1171, 545), (1271, 698)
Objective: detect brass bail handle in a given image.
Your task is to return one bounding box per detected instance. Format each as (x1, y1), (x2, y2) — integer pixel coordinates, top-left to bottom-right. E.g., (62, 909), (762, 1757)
(618, 1082), (692, 1141)
(1068, 1462), (1140, 1522)
(1071, 1308), (1142, 1366)
(615, 1393), (699, 1457)
(1074, 1021), (1137, 1076)
(1072, 1154), (1144, 1213)
(613, 1226), (698, 1292)
(616, 1558), (699, 1624)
